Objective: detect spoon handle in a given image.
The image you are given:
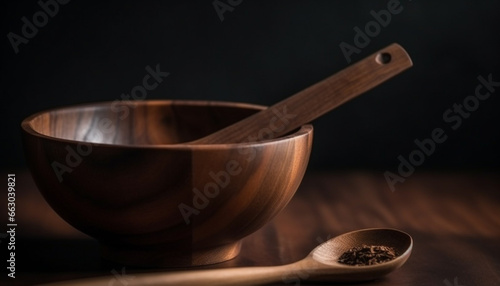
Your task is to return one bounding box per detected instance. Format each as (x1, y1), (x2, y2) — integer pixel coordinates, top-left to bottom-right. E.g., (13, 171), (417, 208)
(41, 264), (302, 286)
(192, 43), (412, 144)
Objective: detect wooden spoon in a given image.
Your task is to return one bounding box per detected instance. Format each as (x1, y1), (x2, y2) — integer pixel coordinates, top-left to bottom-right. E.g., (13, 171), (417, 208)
(191, 43), (412, 144)
(42, 228), (412, 285)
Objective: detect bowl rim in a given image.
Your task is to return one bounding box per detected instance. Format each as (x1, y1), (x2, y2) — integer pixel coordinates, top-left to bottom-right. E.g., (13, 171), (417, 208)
(21, 100), (313, 150)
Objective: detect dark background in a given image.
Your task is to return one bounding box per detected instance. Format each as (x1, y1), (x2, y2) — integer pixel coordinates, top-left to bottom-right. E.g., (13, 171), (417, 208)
(2, 0), (500, 171)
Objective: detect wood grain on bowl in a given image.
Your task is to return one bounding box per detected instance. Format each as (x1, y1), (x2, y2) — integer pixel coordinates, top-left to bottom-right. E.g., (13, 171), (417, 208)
(21, 100), (313, 267)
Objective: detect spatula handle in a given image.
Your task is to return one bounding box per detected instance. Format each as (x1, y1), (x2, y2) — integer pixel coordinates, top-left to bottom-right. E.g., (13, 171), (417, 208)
(192, 43), (412, 144)
(41, 264), (297, 286)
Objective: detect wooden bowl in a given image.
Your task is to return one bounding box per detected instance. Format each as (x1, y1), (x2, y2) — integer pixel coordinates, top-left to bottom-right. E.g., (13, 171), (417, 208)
(21, 100), (313, 267)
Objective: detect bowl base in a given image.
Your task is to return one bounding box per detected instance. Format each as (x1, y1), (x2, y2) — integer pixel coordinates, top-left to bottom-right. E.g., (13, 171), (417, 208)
(100, 241), (242, 268)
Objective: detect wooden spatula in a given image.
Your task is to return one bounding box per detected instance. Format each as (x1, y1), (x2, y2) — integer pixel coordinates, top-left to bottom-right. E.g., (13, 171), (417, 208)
(191, 43), (412, 144)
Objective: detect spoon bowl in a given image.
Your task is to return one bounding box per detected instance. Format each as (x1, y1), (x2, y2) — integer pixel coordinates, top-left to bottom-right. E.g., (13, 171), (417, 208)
(304, 228), (413, 282)
(43, 228), (413, 285)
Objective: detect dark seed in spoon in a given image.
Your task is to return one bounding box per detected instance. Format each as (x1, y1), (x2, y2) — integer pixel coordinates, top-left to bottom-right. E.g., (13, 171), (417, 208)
(338, 244), (398, 266)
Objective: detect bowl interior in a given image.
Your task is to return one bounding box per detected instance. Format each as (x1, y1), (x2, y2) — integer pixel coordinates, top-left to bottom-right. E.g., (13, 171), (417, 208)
(25, 101), (264, 145)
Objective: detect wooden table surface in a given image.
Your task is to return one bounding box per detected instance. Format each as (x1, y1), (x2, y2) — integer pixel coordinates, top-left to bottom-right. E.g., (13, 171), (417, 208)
(1, 170), (499, 286)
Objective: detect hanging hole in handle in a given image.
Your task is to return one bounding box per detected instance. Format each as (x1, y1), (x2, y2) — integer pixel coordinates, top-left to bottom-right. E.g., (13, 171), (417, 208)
(376, 53), (392, 65)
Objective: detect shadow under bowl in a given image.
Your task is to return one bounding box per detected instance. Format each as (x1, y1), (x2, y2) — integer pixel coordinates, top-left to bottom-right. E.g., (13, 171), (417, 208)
(21, 100), (313, 267)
